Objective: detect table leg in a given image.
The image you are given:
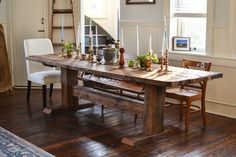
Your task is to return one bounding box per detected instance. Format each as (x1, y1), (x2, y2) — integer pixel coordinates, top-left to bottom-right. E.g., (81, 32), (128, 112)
(121, 84), (166, 146)
(61, 68), (78, 108)
(143, 84), (165, 135)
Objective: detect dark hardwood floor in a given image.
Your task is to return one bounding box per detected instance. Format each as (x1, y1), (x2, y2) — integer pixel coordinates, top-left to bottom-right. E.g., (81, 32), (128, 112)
(0, 89), (236, 157)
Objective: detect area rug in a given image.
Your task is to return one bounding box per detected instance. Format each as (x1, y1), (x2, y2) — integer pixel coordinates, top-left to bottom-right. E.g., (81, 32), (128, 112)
(0, 127), (55, 157)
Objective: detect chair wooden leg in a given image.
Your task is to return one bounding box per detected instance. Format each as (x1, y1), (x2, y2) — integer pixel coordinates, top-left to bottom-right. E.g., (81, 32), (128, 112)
(185, 100), (191, 132)
(201, 97), (207, 129)
(42, 85), (47, 109)
(27, 81), (31, 102)
(49, 83), (53, 98)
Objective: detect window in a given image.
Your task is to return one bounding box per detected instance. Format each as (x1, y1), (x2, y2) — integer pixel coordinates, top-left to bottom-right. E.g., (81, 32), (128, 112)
(170, 0), (207, 52)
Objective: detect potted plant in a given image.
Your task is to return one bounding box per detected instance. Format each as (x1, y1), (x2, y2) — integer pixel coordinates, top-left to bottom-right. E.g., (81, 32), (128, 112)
(128, 52), (159, 70)
(63, 42), (74, 57)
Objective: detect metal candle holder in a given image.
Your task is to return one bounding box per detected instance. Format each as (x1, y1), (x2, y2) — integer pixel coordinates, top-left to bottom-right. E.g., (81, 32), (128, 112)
(115, 40), (120, 62)
(163, 49), (171, 74)
(87, 37), (94, 63)
(158, 49), (171, 74)
(115, 40), (120, 49)
(158, 56), (164, 72)
(76, 43), (81, 59)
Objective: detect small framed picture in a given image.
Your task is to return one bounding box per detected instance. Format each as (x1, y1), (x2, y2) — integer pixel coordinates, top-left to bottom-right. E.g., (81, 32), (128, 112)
(172, 37), (191, 51)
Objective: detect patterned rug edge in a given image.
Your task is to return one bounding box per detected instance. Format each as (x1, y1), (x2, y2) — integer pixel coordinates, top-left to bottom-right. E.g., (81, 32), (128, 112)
(0, 127), (55, 157)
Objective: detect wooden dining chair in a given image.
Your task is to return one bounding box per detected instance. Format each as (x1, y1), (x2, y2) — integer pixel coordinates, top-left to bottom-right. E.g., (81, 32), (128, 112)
(24, 39), (61, 109)
(166, 59), (211, 132)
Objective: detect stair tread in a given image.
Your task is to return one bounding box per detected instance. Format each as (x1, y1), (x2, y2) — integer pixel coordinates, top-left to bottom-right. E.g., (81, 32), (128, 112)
(53, 9), (73, 14)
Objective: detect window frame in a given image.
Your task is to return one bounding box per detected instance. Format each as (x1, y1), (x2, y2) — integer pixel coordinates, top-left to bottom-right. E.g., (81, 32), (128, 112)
(169, 0), (208, 53)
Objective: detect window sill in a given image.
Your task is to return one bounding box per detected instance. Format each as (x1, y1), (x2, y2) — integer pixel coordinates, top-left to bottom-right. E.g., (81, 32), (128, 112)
(168, 50), (236, 68)
(169, 50), (205, 56)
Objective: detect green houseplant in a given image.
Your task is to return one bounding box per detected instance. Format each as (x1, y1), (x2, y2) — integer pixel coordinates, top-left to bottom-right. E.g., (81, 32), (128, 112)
(128, 52), (159, 69)
(63, 42), (74, 57)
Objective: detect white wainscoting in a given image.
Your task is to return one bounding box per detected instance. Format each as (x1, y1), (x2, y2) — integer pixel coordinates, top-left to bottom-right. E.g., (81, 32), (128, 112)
(121, 21), (236, 119)
(121, 21), (163, 56)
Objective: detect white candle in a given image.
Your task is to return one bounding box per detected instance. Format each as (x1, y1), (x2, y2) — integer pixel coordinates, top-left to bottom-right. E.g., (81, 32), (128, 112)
(77, 23), (80, 48)
(95, 26), (98, 48)
(61, 15), (64, 42)
(161, 16), (168, 56)
(164, 16), (168, 50)
(89, 19), (92, 38)
(161, 32), (165, 56)
(165, 30), (168, 50)
(136, 25), (139, 56)
(149, 34), (153, 53)
(121, 28), (124, 48)
(91, 30), (94, 47)
(117, 9), (120, 40)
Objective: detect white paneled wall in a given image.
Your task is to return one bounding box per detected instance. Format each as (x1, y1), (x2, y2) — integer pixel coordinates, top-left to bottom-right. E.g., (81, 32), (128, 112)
(121, 22), (163, 56)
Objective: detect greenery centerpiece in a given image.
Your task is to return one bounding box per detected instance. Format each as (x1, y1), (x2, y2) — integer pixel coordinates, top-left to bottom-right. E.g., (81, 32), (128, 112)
(128, 52), (159, 70)
(63, 42), (74, 57)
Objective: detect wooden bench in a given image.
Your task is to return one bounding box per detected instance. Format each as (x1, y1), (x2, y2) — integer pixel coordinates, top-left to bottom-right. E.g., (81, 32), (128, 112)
(73, 86), (144, 115)
(82, 74), (144, 101)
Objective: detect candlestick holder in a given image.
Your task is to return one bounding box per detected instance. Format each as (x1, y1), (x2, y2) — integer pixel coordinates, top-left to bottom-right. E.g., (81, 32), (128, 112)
(115, 40), (120, 49)
(163, 49), (171, 74)
(87, 37), (94, 63)
(158, 56), (164, 72)
(76, 43), (81, 59)
(115, 40), (120, 62)
(158, 49), (171, 74)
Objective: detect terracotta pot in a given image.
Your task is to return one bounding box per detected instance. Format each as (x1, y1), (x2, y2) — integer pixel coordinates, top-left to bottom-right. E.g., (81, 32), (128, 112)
(67, 51), (73, 58)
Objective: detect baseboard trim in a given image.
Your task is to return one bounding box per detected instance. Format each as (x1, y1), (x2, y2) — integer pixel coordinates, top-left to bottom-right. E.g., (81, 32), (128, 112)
(206, 99), (236, 119)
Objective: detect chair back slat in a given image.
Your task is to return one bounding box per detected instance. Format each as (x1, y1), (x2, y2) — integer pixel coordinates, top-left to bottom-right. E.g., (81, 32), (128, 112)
(181, 59), (212, 92)
(182, 59), (211, 71)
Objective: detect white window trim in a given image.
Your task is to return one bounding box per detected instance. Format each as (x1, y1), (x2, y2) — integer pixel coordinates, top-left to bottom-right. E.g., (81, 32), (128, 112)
(164, 0), (236, 68)
(164, 0), (214, 56)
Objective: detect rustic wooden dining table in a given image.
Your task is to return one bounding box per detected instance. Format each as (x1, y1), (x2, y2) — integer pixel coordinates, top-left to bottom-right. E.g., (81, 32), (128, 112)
(26, 54), (223, 146)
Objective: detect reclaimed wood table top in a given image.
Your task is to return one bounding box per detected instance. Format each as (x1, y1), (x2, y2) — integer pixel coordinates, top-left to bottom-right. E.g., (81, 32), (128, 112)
(26, 54), (223, 87)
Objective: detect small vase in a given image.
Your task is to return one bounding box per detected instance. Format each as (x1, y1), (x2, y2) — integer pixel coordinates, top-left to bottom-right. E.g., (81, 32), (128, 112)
(67, 51), (73, 58)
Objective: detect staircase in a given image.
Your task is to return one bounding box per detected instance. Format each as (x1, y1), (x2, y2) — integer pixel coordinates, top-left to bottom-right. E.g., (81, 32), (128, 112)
(50, 1), (116, 53)
(84, 16), (114, 54)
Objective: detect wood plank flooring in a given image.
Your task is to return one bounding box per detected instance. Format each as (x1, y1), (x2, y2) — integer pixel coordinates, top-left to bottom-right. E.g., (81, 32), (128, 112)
(0, 89), (236, 157)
